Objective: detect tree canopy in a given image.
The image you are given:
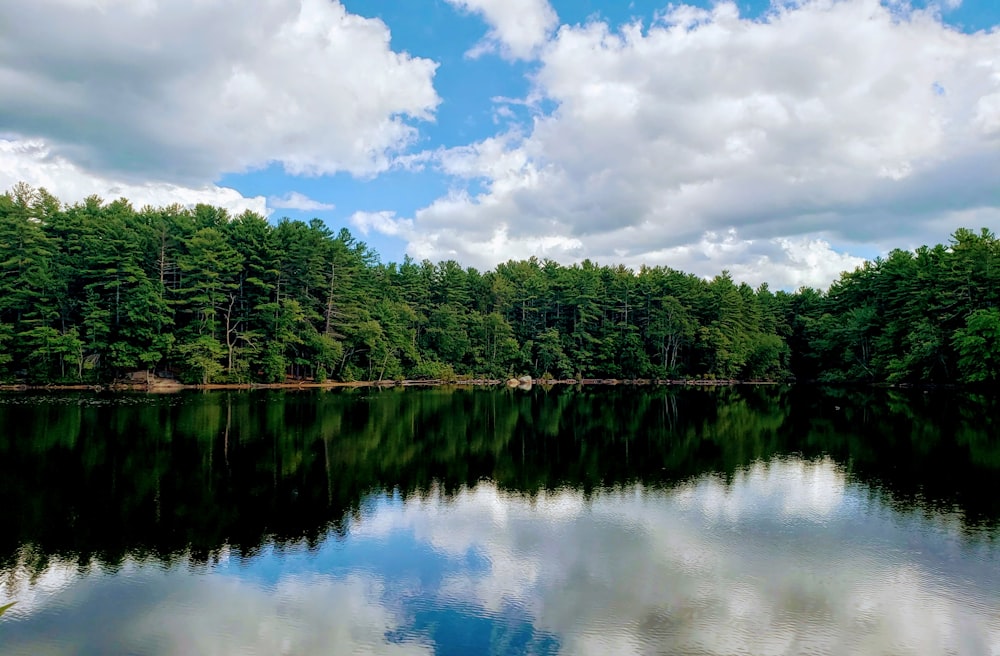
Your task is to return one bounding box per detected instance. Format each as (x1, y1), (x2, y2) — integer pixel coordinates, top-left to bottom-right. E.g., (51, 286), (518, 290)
(0, 185), (996, 385)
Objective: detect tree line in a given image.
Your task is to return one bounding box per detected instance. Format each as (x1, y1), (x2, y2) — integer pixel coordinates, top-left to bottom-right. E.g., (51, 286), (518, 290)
(0, 183), (997, 385)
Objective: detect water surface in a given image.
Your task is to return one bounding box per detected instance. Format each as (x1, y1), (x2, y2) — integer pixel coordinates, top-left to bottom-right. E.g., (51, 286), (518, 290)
(0, 386), (997, 655)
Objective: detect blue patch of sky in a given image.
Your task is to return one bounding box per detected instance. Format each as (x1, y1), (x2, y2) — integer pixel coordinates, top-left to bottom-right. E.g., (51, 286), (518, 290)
(340, 0), (539, 148)
(219, 0), (1000, 265)
(936, 0), (1000, 33)
(551, 0), (997, 31)
(836, 242), (882, 262)
(550, 0), (771, 27)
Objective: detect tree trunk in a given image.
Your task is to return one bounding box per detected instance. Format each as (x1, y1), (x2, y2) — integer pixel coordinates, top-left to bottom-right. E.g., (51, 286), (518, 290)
(325, 262), (336, 335)
(224, 294), (237, 375)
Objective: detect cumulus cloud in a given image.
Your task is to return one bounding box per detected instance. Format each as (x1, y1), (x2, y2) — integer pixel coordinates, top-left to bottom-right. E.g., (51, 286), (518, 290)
(268, 191), (335, 212)
(445, 0), (559, 60)
(612, 230), (868, 290)
(368, 0), (1000, 287)
(0, 0), (439, 183)
(351, 209), (411, 236)
(0, 138), (266, 215)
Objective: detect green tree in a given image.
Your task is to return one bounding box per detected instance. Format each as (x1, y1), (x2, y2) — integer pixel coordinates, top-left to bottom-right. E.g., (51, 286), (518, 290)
(953, 308), (1000, 383)
(176, 334), (225, 384)
(534, 328), (573, 378)
(176, 227), (243, 340)
(647, 296), (696, 377)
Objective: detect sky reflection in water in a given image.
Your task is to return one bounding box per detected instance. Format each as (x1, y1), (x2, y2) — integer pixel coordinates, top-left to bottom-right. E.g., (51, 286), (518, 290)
(3, 457), (998, 656)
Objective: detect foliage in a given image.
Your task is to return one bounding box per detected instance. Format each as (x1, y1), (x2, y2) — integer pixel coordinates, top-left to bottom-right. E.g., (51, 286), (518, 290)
(409, 360), (457, 381)
(953, 308), (1000, 383)
(0, 184), (996, 384)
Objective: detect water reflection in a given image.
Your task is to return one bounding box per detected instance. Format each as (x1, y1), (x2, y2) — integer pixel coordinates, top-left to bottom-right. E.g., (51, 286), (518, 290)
(3, 463), (999, 655)
(0, 387), (999, 654)
(350, 468), (999, 655)
(1, 557), (434, 655)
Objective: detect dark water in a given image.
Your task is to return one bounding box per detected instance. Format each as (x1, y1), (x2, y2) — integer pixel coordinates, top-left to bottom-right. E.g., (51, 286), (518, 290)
(0, 386), (998, 655)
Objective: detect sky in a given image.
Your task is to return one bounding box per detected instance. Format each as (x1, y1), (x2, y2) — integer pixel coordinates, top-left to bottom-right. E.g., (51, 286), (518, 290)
(1, 0), (999, 289)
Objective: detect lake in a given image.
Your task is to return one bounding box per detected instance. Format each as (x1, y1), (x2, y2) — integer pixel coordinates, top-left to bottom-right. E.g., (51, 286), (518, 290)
(0, 386), (998, 655)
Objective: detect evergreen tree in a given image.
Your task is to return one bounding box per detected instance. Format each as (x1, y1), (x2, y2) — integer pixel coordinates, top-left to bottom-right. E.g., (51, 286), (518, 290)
(0, 186), (996, 386)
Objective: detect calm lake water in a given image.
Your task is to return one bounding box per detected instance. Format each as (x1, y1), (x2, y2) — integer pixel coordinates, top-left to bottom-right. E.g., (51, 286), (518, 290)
(0, 386), (998, 655)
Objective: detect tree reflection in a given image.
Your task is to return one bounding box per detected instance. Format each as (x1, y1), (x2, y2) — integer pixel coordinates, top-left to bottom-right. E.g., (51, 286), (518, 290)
(0, 386), (996, 571)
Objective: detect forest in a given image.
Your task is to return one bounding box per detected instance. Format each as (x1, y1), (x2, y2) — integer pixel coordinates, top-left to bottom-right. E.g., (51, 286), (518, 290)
(0, 182), (997, 385)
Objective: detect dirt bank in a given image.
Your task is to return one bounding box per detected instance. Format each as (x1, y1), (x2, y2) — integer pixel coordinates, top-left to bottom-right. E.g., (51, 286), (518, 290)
(0, 377), (784, 392)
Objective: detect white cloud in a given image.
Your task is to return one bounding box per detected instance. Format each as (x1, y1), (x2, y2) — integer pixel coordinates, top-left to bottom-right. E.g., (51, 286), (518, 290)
(367, 0), (1000, 287)
(445, 0), (558, 60)
(611, 230), (868, 290)
(0, 138), (266, 215)
(0, 0), (439, 183)
(975, 92), (1000, 135)
(268, 191), (335, 212)
(350, 210), (411, 237)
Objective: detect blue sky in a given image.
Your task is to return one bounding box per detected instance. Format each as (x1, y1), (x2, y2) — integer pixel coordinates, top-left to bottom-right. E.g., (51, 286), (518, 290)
(2, 0), (999, 288)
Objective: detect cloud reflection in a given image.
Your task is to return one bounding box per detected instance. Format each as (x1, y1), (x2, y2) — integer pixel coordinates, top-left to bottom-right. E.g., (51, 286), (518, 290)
(356, 458), (1000, 655)
(674, 457), (847, 522)
(0, 566), (431, 656)
(3, 457), (999, 655)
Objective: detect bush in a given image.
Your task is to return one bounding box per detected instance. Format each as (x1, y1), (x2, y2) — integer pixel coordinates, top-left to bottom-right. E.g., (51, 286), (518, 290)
(408, 361), (456, 381)
(341, 364), (364, 382)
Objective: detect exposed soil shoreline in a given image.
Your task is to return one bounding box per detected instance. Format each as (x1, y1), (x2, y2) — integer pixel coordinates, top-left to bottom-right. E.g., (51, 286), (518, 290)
(0, 377), (782, 393)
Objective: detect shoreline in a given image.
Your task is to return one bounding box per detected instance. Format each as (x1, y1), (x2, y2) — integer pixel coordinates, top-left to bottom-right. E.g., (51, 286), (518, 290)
(0, 378), (783, 392)
(0, 378), (973, 393)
